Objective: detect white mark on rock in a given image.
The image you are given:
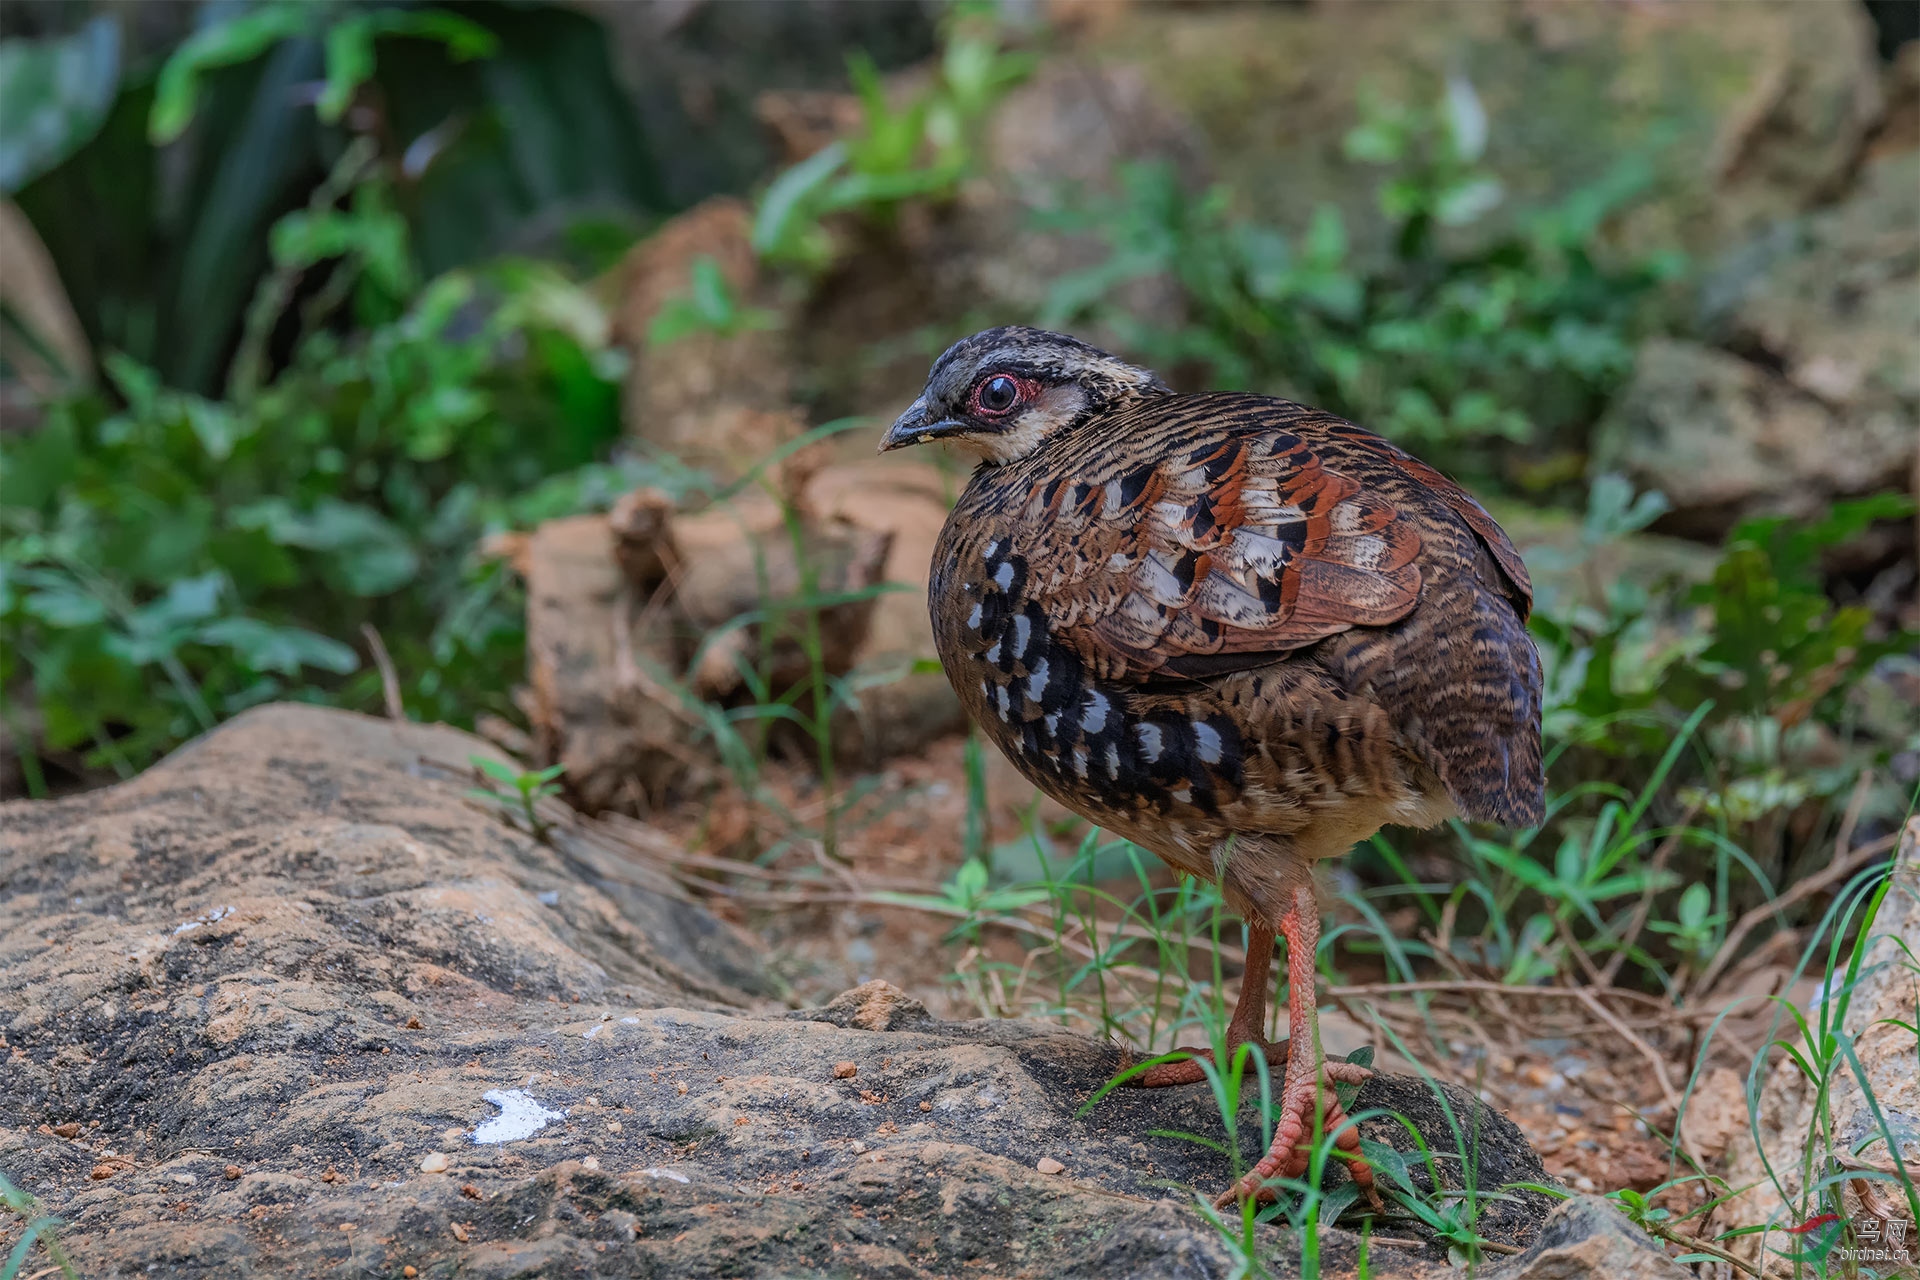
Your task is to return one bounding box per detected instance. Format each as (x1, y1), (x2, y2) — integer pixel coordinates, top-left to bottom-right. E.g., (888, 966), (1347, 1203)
(620, 1016), (640, 1025)
(639, 1167), (690, 1184)
(172, 905), (233, 936)
(472, 1090), (564, 1145)
(536, 890), (560, 906)
(583, 1024), (603, 1040)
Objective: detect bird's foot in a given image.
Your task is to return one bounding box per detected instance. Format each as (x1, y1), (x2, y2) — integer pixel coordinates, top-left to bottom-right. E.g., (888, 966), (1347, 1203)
(1126, 1036), (1290, 1088)
(1211, 1059), (1381, 1211)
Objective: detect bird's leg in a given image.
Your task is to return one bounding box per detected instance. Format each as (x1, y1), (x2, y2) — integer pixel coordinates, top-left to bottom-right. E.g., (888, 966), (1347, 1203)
(1129, 924), (1290, 1088)
(1213, 883), (1381, 1210)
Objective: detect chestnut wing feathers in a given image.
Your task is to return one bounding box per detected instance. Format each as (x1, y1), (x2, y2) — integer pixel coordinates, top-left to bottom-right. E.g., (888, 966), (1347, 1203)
(1018, 415), (1425, 682)
(996, 393), (1544, 828)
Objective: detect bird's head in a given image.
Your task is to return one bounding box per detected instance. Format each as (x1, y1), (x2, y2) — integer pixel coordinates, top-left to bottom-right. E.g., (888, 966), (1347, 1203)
(879, 326), (1170, 464)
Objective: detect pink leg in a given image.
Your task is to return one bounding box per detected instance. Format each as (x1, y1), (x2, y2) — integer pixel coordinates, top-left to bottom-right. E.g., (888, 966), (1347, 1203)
(1213, 884), (1380, 1210)
(1129, 926), (1291, 1088)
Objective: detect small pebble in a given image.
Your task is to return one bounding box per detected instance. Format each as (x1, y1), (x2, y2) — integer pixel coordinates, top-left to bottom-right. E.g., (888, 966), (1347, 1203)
(450, 1222), (470, 1243)
(404, 1269), (418, 1279)
(1035, 1157), (1065, 1176)
(461, 1184), (482, 1200)
(51, 1122), (80, 1139)
(224, 1165), (242, 1181)
(833, 1061), (858, 1079)
(1573, 1175), (1597, 1193)
(88, 1164), (114, 1181)
(608, 1120), (623, 1133)
(420, 1152), (450, 1174)
(919, 1101), (933, 1112)
(170, 1173), (197, 1186)
(582, 1156), (601, 1171)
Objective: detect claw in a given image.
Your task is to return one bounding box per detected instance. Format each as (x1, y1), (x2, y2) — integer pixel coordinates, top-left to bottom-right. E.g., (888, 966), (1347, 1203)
(1211, 1062), (1381, 1211)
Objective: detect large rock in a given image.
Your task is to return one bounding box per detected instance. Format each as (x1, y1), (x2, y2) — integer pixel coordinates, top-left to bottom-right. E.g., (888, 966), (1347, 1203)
(1, 704), (1681, 1278)
(1714, 815), (1920, 1273)
(1084, 0), (1884, 259)
(1593, 153), (1919, 536)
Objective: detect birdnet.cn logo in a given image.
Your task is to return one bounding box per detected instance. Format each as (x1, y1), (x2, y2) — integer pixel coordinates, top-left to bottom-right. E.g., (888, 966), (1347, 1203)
(1786, 1211), (1915, 1266)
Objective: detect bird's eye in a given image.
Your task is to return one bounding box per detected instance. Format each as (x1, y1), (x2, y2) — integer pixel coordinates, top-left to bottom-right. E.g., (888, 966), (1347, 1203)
(976, 375), (1020, 414)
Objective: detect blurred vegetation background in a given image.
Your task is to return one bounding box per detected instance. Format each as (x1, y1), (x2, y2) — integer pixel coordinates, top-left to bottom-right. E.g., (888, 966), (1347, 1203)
(0, 0), (1914, 930)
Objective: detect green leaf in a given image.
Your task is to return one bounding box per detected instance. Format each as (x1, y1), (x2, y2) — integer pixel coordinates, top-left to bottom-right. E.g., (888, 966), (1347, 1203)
(470, 753), (522, 786)
(196, 617), (358, 676)
(149, 4), (315, 144)
(1677, 882), (1710, 931)
(1442, 73), (1488, 163)
(1356, 1138), (1415, 1196)
(752, 140), (847, 261)
(0, 15), (120, 191)
(237, 498), (419, 596)
(317, 16), (376, 123)
(21, 584), (106, 628)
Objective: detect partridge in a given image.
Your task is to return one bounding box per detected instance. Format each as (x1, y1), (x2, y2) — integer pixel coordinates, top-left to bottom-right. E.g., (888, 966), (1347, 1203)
(882, 326), (1544, 1206)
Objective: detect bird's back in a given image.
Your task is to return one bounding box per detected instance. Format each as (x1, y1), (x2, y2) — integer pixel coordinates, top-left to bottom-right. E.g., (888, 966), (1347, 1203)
(929, 392), (1543, 869)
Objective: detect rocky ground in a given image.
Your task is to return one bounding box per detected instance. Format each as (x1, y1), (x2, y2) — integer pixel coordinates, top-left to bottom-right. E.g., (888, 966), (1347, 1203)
(0, 705), (1699, 1279)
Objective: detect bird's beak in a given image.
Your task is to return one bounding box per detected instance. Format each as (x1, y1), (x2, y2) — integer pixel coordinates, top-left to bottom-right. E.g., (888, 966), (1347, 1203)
(879, 396), (968, 452)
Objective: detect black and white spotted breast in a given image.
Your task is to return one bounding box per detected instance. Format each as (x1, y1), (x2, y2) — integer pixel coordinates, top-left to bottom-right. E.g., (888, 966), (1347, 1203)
(931, 532), (1249, 823)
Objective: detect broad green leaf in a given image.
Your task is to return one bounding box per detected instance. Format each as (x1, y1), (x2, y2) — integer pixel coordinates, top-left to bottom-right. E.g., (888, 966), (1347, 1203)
(22, 584), (106, 628)
(0, 15), (120, 191)
(197, 616), (358, 675)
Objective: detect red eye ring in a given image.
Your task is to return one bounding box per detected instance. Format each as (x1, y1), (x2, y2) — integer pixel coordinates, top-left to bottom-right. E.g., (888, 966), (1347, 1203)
(970, 373), (1037, 416)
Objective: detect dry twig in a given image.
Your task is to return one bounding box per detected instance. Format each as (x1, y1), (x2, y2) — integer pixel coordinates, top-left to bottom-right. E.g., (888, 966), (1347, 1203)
(1693, 830), (1901, 999)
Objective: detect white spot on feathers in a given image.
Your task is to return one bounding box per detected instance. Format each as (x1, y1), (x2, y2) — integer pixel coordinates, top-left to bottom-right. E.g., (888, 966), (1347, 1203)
(1026, 659), (1050, 700)
(1194, 721), (1224, 764)
(1081, 691), (1109, 733)
(993, 561), (1015, 590)
(1135, 723), (1164, 761)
